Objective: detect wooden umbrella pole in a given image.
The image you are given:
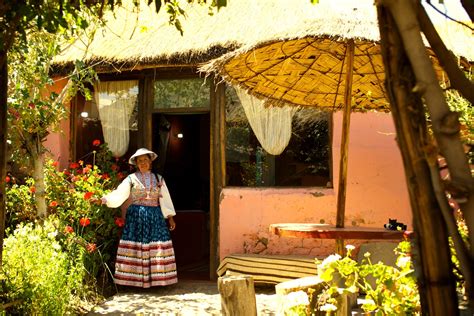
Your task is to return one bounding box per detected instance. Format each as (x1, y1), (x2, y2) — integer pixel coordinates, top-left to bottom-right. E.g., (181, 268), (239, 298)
(336, 39), (355, 230)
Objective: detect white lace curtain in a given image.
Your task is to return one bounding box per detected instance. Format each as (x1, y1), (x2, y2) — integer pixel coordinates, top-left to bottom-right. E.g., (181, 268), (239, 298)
(235, 87), (297, 155)
(94, 80), (138, 157)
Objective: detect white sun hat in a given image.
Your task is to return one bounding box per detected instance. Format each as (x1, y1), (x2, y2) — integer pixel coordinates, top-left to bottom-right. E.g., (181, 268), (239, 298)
(128, 148), (158, 165)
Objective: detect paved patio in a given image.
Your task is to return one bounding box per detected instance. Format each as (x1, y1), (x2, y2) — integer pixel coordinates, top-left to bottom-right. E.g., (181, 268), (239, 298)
(87, 280), (278, 315)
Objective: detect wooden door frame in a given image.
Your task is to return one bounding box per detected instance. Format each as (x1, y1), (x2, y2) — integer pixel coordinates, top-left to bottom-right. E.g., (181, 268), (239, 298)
(141, 71), (225, 281)
(209, 80), (226, 280)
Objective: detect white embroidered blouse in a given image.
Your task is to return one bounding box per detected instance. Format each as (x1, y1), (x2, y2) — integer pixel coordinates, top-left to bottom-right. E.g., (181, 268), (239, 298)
(102, 172), (176, 218)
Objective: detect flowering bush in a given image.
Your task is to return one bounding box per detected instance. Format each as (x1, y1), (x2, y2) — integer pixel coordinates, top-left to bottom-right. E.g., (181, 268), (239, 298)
(0, 220), (90, 314)
(4, 143), (129, 312)
(314, 242), (420, 315)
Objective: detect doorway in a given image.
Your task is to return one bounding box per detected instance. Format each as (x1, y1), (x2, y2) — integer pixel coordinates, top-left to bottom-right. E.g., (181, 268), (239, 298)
(152, 113), (210, 280)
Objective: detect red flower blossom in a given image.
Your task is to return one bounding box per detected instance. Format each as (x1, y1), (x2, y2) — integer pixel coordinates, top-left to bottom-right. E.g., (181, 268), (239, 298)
(92, 139), (101, 146)
(69, 162), (80, 169)
(114, 217), (125, 228)
(29, 186), (36, 193)
(28, 102), (35, 109)
(101, 173), (110, 180)
(64, 226), (74, 234)
(82, 166), (91, 174)
(79, 217), (91, 227)
(117, 172), (125, 180)
(5, 176), (10, 183)
(71, 176), (80, 182)
(111, 164), (119, 171)
(49, 201), (58, 207)
(52, 161), (59, 167)
(8, 108), (20, 119)
(86, 243), (97, 253)
(84, 192), (94, 200)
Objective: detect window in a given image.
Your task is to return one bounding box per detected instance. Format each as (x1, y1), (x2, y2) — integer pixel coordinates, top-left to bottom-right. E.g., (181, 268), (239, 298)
(225, 86), (331, 187)
(154, 78), (210, 109)
(75, 80), (139, 164)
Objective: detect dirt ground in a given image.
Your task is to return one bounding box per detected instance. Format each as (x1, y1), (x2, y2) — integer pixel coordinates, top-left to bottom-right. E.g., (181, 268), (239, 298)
(87, 280), (279, 315)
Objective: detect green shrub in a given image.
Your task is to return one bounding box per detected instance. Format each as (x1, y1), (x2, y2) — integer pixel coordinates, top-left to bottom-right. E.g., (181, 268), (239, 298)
(5, 178), (37, 230)
(0, 220), (88, 314)
(3, 144), (128, 312)
(314, 242), (421, 315)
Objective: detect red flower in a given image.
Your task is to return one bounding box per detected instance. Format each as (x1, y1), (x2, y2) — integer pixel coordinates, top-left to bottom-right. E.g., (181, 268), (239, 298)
(82, 166), (91, 174)
(52, 161), (59, 167)
(117, 172), (125, 180)
(69, 162), (80, 169)
(84, 192), (94, 200)
(64, 226), (74, 234)
(114, 217), (125, 228)
(8, 108), (20, 119)
(86, 243), (97, 253)
(111, 164), (119, 171)
(5, 176), (10, 183)
(29, 186), (36, 193)
(49, 201), (58, 207)
(92, 139), (101, 146)
(79, 217), (91, 227)
(101, 173), (110, 180)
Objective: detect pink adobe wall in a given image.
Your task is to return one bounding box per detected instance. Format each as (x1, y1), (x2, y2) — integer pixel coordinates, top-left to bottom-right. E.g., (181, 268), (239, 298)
(219, 112), (412, 260)
(43, 77), (71, 170)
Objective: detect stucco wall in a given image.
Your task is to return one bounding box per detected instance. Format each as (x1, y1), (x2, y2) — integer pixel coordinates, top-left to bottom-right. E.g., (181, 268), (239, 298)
(43, 77), (70, 169)
(219, 112), (412, 260)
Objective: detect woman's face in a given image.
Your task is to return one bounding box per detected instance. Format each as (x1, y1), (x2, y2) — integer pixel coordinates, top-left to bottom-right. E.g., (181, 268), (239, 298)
(135, 155), (152, 172)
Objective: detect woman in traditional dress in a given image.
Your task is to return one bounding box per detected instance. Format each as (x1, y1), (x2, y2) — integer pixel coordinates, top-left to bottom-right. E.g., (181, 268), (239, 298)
(100, 148), (178, 288)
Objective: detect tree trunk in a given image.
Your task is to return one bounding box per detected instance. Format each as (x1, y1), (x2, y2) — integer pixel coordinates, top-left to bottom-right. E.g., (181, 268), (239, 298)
(30, 140), (47, 217)
(0, 51), (7, 267)
(218, 274), (257, 316)
(383, 0), (474, 257)
(377, 5), (459, 316)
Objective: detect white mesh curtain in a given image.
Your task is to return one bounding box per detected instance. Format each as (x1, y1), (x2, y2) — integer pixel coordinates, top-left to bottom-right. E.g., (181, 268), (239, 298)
(235, 87), (297, 155)
(94, 80), (138, 157)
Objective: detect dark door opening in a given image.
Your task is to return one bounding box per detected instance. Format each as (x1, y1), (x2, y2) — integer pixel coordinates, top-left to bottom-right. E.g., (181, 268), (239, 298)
(152, 113), (210, 280)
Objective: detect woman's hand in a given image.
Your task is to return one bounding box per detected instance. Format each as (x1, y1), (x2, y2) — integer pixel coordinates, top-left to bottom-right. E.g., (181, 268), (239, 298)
(168, 216), (176, 231)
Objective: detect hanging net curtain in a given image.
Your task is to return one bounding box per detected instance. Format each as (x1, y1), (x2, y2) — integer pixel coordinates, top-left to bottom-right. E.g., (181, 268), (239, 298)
(234, 87), (297, 155)
(94, 80), (138, 158)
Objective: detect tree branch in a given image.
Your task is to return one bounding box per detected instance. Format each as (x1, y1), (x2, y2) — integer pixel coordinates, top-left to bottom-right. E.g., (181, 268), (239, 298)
(417, 2), (474, 105)
(460, 0), (474, 22)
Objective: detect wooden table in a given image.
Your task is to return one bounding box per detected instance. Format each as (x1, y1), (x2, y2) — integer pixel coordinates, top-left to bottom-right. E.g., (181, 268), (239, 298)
(270, 223), (410, 240)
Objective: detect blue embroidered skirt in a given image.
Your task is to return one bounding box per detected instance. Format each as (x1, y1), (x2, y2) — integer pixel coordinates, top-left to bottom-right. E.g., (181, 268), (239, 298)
(114, 204), (178, 287)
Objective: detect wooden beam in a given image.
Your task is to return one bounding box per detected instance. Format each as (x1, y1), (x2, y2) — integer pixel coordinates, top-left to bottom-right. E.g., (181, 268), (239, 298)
(139, 77), (153, 149)
(210, 79), (226, 280)
(336, 39), (355, 228)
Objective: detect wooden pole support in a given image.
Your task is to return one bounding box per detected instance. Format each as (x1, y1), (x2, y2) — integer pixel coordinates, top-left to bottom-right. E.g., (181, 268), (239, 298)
(218, 274), (257, 316)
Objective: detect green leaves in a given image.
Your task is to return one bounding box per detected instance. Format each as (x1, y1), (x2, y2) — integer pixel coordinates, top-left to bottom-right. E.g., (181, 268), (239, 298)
(315, 242), (420, 314)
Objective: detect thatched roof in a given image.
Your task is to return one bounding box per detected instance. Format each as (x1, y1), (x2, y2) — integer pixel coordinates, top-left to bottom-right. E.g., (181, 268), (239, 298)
(49, 0), (371, 72)
(197, 2), (472, 112)
(53, 0), (472, 75)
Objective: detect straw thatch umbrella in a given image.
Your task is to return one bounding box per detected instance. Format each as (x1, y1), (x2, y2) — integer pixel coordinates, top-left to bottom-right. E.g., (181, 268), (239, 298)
(200, 2), (472, 228)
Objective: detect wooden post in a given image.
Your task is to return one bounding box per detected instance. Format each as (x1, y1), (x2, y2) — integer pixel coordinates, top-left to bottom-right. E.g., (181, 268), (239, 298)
(218, 274), (257, 316)
(210, 80), (226, 280)
(335, 39), (355, 229)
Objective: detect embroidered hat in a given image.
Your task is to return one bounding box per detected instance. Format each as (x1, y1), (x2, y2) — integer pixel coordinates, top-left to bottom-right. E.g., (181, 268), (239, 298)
(128, 148), (158, 165)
